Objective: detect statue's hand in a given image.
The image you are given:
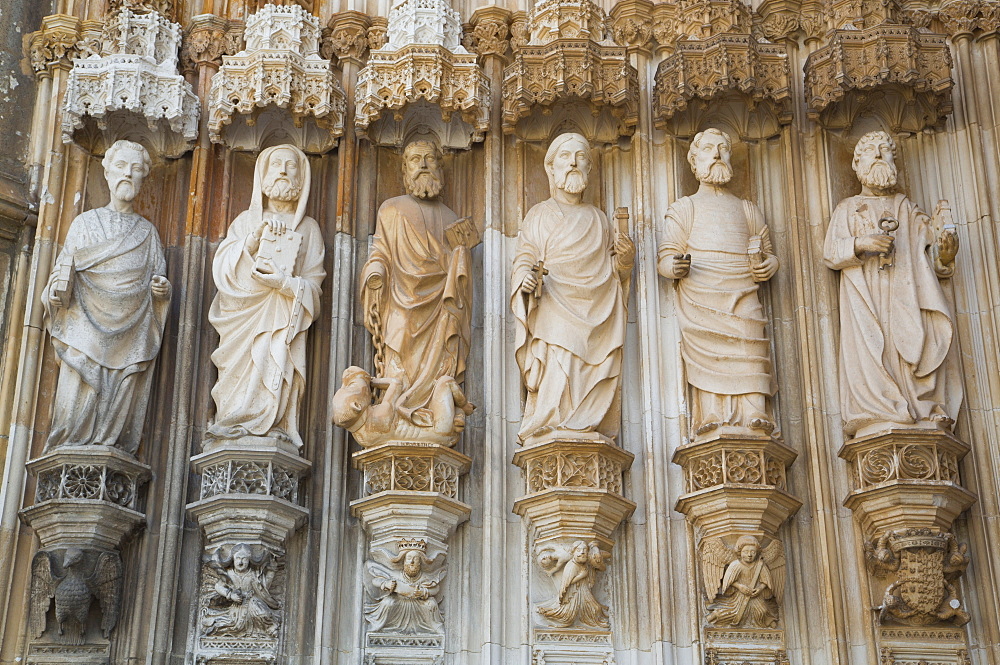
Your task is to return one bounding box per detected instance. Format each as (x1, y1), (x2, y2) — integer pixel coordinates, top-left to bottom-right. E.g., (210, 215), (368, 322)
(382, 580), (397, 594)
(613, 233), (635, 267)
(752, 255), (778, 283)
(47, 290), (66, 309)
(854, 233), (894, 256)
(266, 216), (287, 236)
(936, 228), (959, 266)
(520, 272), (538, 295)
(670, 253), (691, 279)
(252, 257), (288, 290)
(364, 270), (384, 292)
(150, 275), (171, 300)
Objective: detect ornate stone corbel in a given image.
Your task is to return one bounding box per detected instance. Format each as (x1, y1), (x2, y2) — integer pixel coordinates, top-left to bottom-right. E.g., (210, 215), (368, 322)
(609, 0), (655, 54)
(180, 14), (241, 75)
(322, 11), (372, 66)
(207, 4), (347, 153)
(368, 16), (389, 51)
(501, 0), (640, 142)
(939, 0), (985, 37)
(469, 6), (512, 61)
(803, 24), (954, 132)
(24, 14), (81, 79)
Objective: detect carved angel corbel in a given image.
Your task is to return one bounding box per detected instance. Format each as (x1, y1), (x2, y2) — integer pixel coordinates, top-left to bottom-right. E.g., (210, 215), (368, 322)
(29, 548), (123, 642)
(200, 543), (281, 639)
(363, 539), (447, 635)
(536, 540), (611, 629)
(701, 535), (785, 628)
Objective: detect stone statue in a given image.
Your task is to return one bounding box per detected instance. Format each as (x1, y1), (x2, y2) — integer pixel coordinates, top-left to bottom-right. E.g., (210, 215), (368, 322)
(29, 548), (122, 642)
(208, 144), (326, 450)
(824, 131), (962, 438)
(335, 140), (478, 446)
(200, 543), (281, 639)
(536, 540), (611, 629)
(364, 540), (445, 634)
(657, 128), (778, 438)
(701, 535), (785, 629)
(510, 133), (634, 445)
(41, 140), (170, 454)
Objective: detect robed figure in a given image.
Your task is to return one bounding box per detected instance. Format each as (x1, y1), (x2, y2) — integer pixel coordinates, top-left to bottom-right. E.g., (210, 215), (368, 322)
(658, 128), (779, 437)
(359, 140), (478, 425)
(511, 133), (634, 444)
(208, 144), (325, 450)
(824, 131), (961, 437)
(703, 536), (784, 629)
(42, 140), (170, 453)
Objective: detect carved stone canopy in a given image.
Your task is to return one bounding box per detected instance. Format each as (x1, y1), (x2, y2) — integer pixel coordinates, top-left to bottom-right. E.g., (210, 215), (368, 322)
(60, 7), (200, 158)
(354, 0), (491, 150)
(803, 24), (954, 133)
(501, 0), (639, 142)
(207, 4), (347, 153)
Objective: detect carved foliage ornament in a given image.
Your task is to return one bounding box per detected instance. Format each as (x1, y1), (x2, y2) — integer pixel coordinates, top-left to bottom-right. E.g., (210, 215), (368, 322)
(469, 13), (511, 59)
(865, 528), (970, 627)
(180, 16), (243, 73)
(938, 0), (1000, 36)
(322, 11), (371, 63)
(25, 15), (82, 77)
(608, 0), (654, 52)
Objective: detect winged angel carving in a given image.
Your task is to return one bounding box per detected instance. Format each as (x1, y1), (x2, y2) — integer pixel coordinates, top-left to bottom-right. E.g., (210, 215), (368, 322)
(200, 543), (281, 639)
(537, 540), (611, 629)
(29, 548), (122, 643)
(701, 535), (785, 628)
(364, 540), (446, 634)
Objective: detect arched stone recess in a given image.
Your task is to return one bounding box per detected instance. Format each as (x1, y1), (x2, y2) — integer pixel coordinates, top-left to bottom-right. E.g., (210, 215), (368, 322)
(502, 0), (640, 145)
(353, 0), (491, 151)
(651, 0), (793, 141)
(206, 4), (347, 154)
(60, 5), (200, 158)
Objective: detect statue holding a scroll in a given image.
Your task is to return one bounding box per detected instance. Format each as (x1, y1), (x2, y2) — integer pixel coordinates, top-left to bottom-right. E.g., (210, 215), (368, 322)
(510, 132), (634, 445)
(824, 131), (961, 437)
(208, 144), (326, 450)
(42, 139), (170, 454)
(334, 140), (478, 447)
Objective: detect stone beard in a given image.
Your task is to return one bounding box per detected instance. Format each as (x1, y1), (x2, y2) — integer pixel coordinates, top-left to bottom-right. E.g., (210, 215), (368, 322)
(42, 141), (169, 453)
(658, 128), (778, 436)
(208, 144), (326, 449)
(360, 141), (474, 421)
(511, 133), (633, 444)
(823, 131), (961, 436)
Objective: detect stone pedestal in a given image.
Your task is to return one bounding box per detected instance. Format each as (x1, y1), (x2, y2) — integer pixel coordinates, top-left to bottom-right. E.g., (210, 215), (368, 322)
(672, 431), (800, 662)
(187, 439), (311, 665)
(513, 435), (634, 663)
(351, 442), (472, 665)
(839, 428), (976, 660)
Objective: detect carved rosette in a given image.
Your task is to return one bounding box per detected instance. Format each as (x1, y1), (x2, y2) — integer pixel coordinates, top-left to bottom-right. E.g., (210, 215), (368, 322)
(354, 0), (491, 150)
(60, 7), (199, 158)
(502, 0), (639, 141)
(652, 34), (792, 139)
(207, 4), (347, 153)
(840, 429), (976, 657)
(803, 25), (954, 132)
(513, 435), (635, 661)
(351, 442), (472, 664)
(24, 14), (81, 78)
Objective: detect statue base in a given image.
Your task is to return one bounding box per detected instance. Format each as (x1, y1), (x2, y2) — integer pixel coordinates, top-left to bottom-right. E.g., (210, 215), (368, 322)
(705, 628), (788, 665)
(530, 628), (614, 665)
(195, 637), (278, 665)
(877, 626), (970, 665)
(25, 642), (110, 665)
(20, 445), (150, 551)
(364, 632), (444, 665)
(839, 427), (976, 536)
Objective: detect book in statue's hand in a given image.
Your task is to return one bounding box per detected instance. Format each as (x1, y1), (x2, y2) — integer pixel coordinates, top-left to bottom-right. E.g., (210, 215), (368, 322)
(53, 260), (74, 304)
(445, 217), (482, 249)
(256, 225), (303, 276)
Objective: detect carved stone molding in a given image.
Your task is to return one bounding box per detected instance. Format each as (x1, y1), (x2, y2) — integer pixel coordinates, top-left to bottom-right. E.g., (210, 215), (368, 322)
(705, 628), (789, 665)
(322, 11), (371, 65)
(609, 0), (654, 53)
(878, 627), (971, 665)
(354, 0), (490, 149)
(756, 0), (826, 41)
(109, 0), (174, 15)
(803, 25), (954, 132)
(469, 6), (512, 60)
(502, 0), (639, 141)
(652, 34), (792, 139)
(24, 14), (81, 78)
(938, 0), (1000, 36)
(207, 4), (347, 153)
(354, 443), (471, 500)
(180, 14), (243, 74)
(531, 628), (615, 665)
(60, 7), (200, 158)
(369, 16), (389, 51)
(20, 446), (150, 552)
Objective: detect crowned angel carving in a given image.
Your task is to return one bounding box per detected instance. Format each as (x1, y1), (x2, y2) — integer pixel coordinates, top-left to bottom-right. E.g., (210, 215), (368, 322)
(364, 540), (446, 634)
(701, 535), (785, 628)
(29, 548), (123, 642)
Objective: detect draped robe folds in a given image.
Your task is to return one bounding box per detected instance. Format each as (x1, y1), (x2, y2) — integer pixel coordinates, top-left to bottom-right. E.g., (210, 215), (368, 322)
(823, 193), (961, 437)
(511, 199), (629, 443)
(201, 569), (280, 638)
(364, 571), (443, 634)
(361, 195), (472, 418)
(707, 558), (777, 628)
(209, 210), (325, 449)
(42, 208), (169, 453)
(659, 197), (775, 429)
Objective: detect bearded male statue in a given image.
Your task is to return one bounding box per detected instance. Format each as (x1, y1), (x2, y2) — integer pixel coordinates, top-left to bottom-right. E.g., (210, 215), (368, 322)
(511, 132), (635, 444)
(824, 131), (961, 437)
(208, 144), (326, 450)
(658, 128), (779, 438)
(42, 139), (170, 453)
(336, 140), (478, 445)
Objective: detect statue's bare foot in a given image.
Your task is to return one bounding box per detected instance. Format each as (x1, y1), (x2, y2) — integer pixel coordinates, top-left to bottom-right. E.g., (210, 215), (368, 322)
(928, 413), (955, 427)
(749, 418), (775, 434)
(695, 421), (722, 435)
